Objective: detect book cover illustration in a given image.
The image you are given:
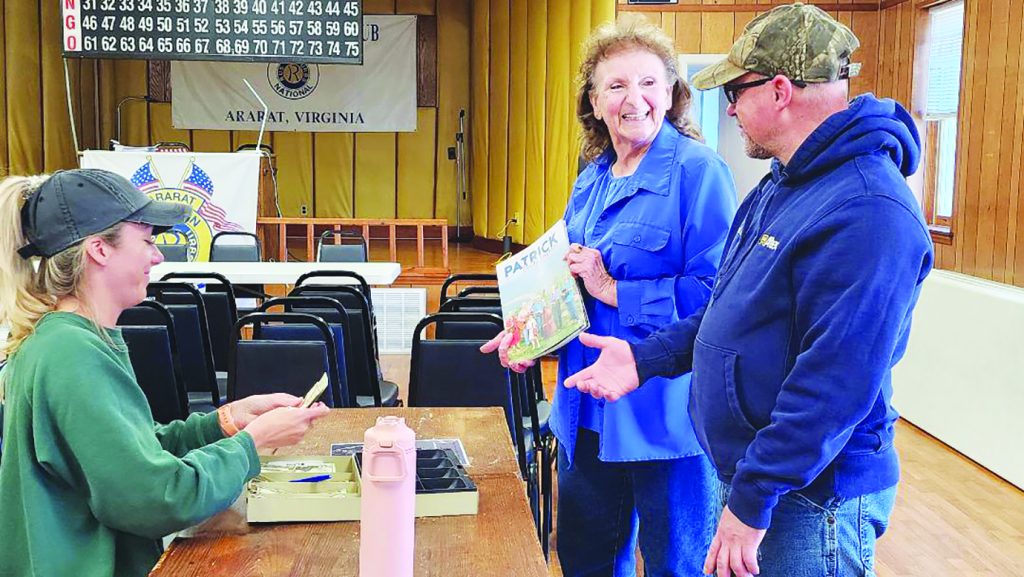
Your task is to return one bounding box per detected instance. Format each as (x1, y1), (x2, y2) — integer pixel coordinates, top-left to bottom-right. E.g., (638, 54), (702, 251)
(496, 221), (589, 363)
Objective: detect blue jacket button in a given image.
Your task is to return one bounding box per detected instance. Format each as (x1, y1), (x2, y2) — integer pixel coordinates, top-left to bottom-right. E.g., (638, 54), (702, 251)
(627, 315), (634, 324)
(633, 234), (641, 243)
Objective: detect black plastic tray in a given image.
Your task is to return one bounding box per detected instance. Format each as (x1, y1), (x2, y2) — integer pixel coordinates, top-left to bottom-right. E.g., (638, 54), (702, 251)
(353, 448), (477, 494)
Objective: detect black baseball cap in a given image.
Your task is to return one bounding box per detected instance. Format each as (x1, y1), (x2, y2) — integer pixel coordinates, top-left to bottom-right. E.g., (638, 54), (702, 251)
(17, 169), (190, 259)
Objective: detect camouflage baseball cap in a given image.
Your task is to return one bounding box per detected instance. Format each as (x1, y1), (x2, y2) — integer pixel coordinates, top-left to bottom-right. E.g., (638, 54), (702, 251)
(691, 2), (861, 90)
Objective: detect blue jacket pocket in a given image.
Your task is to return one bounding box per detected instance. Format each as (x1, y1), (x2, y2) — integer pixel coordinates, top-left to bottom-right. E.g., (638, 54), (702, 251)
(691, 336), (757, 476)
(611, 222), (671, 252)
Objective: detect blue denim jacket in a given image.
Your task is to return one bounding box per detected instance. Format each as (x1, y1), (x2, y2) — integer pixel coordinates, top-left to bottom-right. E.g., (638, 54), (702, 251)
(552, 120), (736, 463)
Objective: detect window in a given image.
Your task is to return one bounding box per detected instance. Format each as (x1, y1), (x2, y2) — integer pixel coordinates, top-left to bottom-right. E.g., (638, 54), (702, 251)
(678, 54), (772, 201)
(921, 0), (965, 234)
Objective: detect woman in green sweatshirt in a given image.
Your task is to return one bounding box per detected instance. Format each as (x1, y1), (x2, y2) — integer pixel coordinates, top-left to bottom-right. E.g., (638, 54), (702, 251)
(0, 169), (331, 577)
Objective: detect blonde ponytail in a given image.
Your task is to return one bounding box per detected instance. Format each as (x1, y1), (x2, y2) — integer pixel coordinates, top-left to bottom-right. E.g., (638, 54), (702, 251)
(0, 176), (56, 359)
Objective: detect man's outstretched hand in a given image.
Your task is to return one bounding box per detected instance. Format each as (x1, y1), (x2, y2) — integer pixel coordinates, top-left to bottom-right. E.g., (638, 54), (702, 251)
(563, 332), (640, 401)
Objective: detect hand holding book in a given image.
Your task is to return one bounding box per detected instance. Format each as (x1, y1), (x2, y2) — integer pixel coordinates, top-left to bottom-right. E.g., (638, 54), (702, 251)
(565, 243), (618, 307)
(490, 221), (590, 363)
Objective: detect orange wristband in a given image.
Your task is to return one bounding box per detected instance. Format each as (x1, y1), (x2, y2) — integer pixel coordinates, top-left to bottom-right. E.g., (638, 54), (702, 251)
(217, 404), (240, 437)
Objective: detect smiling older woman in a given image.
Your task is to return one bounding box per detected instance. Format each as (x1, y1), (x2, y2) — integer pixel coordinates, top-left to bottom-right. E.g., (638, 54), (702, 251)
(483, 19), (738, 577)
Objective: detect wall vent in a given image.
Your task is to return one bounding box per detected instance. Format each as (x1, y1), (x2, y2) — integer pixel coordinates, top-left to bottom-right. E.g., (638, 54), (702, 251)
(371, 287), (427, 354)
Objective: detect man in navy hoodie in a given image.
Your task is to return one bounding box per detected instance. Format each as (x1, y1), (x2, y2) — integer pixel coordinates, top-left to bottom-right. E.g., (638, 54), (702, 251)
(563, 4), (934, 577)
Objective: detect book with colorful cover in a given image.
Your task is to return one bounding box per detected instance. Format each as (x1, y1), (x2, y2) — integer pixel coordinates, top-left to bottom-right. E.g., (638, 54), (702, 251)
(495, 221), (589, 362)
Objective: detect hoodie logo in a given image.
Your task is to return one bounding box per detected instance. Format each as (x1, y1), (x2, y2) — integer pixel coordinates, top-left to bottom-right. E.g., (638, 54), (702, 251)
(758, 233), (780, 251)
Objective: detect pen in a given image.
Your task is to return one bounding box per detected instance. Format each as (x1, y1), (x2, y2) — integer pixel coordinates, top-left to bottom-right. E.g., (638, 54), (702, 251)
(290, 474), (332, 483)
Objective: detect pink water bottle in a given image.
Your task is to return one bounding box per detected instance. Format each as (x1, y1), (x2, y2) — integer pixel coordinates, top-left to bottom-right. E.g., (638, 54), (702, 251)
(359, 416), (416, 577)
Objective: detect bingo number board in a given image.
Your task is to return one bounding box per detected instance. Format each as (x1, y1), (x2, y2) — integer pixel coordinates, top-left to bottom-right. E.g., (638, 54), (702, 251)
(60, 0), (364, 64)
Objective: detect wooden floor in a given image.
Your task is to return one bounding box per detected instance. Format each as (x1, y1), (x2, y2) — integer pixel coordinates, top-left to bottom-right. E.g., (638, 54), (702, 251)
(382, 240), (1024, 577)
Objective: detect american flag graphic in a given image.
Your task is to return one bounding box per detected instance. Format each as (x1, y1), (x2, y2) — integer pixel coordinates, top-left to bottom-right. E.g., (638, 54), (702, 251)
(130, 162), (160, 191)
(182, 163), (243, 232)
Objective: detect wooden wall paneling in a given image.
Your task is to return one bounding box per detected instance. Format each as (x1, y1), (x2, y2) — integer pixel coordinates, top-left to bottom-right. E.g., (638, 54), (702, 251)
(486, 0), (509, 238)
(524, 0), (547, 242)
(951, 0), (978, 275)
(6, 0), (42, 174)
(147, 61), (170, 102)
(675, 13), (703, 55)
(877, 7), (897, 98)
(734, 12), (757, 41)
(113, 60), (150, 149)
(1008, 1), (1024, 286)
(192, 130), (232, 152)
(353, 133), (397, 218)
(363, 0), (397, 13)
(148, 103), (191, 150)
(545, 1), (572, 229)
(41, 0), (73, 171)
(957, 0), (993, 277)
(65, 58), (85, 165)
(314, 133), (355, 217)
(701, 13), (736, 54)
(230, 130), (271, 152)
(397, 107), (437, 218)
(506, 0), (528, 244)
(469, 0), (489, 238)
(891, 3), (906, 103)
(0, 0), (9, 171)
(276, 132), (315, 217)
(661, 12), (678, 45)
(396, 0), (434, 15)
(434, 0), (470, 228)
(897, 2), (915, 107)
(76, 60), (97, 151)
(416, 16), (438, 107)
(97, 60), (116, 149)
(851, 11), (880, 96)
(974, 0), (1012, 280)
(994, 0), (1023, 284)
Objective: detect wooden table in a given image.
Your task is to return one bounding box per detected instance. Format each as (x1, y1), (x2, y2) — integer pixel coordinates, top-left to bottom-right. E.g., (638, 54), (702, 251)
(150, 408), (548, 577)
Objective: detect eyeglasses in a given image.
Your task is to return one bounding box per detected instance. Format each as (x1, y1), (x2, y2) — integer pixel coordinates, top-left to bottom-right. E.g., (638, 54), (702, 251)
(723, 76), (807, 104)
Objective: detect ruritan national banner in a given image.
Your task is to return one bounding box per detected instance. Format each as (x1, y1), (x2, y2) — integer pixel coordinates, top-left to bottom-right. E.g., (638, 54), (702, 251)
(80, 151), (261, 261)
(170, 15), (416, 132)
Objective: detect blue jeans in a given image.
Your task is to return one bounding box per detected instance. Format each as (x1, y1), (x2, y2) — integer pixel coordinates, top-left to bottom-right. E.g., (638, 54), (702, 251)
(557, 428), (718, 577)
(718, 483), (897, 577)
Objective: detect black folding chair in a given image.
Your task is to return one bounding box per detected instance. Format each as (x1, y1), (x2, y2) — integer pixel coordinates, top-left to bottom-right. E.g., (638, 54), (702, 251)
(438, 296), (504, 340)
(157, 244), (188, 262)
(146, 282), (222, 413)
(117, 300), (189, 423)
(229, 312), (346, 407)
(410, 313), (533, 478)
(209, 231), (266, 309)
(439, 273), (498, 307)
(159, 272), (238, 381)
(257, 296), (355, 407)
(295, 270), (374, 313)
(287, 284), (399, 407)
(426, 311), (553, 555)
(317, 230), (368, 263)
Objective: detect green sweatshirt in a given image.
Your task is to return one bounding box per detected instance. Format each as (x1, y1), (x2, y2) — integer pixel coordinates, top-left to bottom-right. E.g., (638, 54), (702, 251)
(0, 312), (261, 577)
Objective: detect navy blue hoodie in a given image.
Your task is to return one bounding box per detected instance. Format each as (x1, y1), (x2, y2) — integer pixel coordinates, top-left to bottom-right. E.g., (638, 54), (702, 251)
(631, 95), (934, 529)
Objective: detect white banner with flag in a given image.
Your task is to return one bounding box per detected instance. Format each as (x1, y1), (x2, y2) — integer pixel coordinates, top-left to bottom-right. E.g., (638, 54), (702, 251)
(170, 15), (417, 133)
(80, 151), (260, 261)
